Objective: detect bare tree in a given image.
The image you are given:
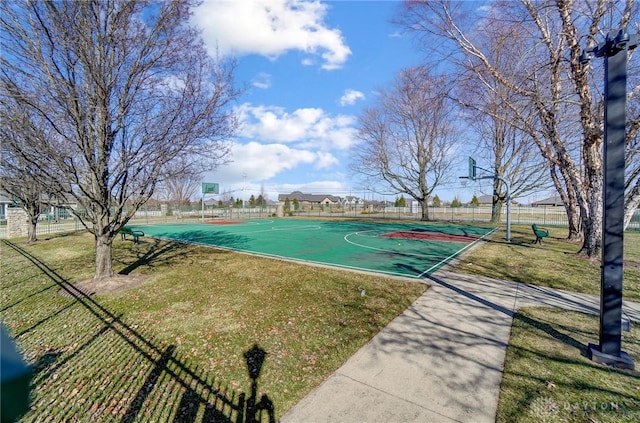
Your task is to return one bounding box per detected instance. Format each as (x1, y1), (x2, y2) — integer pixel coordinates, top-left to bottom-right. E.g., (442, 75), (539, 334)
(456, 66), (551, 223)
(397, 0), (639, 256)
(257, 183), (268, 210)
(162, 157), (204, 209)
(351, 67), (457, 220)
(0, 0), (238, 280)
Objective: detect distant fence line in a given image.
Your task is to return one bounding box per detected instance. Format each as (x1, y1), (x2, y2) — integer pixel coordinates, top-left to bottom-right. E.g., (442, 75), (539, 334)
(1, 205), (638, 239)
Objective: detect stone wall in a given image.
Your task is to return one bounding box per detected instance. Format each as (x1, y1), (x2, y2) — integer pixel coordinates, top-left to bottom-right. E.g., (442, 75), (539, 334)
(6, 208), (28, 239)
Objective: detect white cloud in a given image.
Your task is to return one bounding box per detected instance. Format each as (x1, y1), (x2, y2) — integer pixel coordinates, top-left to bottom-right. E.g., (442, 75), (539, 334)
(339, 89), (365, 106)
(232, 142), (317, 177)
(209, 141), (338, 187)
(235, 103), (357, 149)
(252, 72), (271, 89)
(192, 0), (351, 70)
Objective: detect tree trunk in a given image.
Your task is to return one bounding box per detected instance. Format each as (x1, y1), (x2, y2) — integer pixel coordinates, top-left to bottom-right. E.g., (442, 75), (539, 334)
(581, 210), (602, 257)
(420, 200), (429, 221)
(551, 167), (581, 240)
(575, 165), (603, 257)
(27, 216), (37, 243)
(94, 234), (115, 281)
(564, 202), (582, 240)
(490, 201), (502, 223)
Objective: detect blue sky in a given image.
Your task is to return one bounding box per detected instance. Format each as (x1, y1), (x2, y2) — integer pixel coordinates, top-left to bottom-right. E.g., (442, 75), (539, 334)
(191, 0), (478, 203)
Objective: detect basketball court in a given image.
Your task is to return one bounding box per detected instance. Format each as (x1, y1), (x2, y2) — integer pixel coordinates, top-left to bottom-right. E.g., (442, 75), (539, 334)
(132, 219), (496, 279)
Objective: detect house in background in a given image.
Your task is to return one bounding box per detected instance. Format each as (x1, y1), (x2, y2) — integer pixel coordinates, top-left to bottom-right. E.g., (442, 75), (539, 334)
(0, 192), (14, 220)
(342, 196), (363, 208)
(0, 191), (77, 220)
(475, 195), (494, 206)
(278, 191), (342, 207)
(530, 195), (564, 207)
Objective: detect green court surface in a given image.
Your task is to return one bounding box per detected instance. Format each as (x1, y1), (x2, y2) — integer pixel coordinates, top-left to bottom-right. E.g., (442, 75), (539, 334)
(133, 219), (496, 279)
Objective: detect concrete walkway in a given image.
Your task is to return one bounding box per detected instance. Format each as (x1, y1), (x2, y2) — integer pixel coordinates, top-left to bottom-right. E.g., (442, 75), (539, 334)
(281, 271), (640, 423)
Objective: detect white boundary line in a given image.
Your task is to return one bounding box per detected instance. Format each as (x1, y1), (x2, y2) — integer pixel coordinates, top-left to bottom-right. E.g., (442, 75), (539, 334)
(344, 230), (436, 258)
(148, 234), (422, 279)
(417, 227), (499, 277)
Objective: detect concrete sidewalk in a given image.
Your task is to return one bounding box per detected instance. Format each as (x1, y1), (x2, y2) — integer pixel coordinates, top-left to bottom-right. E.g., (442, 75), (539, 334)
(281, 271), (640, 423)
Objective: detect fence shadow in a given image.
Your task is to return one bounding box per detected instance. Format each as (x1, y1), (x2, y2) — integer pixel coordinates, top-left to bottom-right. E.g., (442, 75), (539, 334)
(2, 240), (275, 423)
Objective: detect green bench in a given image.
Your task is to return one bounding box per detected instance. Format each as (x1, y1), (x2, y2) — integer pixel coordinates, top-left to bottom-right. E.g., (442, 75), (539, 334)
(531, 224), (549, 244)
(119, 226), (144, 243)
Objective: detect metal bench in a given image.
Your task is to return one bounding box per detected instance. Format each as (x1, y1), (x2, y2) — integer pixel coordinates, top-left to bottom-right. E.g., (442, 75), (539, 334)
(119, 226), (144, 243)
(531, 224), (549, 244)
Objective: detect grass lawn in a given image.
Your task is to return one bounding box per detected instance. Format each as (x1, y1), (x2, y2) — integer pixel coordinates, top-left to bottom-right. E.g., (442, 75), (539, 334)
(450, 225), (640, 423)
(449, 224), (640, 302)
(496, 307), (639, 423)
(1, 232), (426, 421)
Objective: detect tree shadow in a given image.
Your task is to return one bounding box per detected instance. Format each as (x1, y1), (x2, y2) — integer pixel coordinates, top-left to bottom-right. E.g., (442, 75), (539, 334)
(117, 238), (192, 275)
(117, 230), (252, 275)
(2, 240), (276, 423)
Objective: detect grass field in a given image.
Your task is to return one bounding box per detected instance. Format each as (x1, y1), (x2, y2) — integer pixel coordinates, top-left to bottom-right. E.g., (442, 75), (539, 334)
(496, 307), (639, 423)
(449, 224), (640, 302)
(1, 232), (426, 421)
(2, 221), (640, 422)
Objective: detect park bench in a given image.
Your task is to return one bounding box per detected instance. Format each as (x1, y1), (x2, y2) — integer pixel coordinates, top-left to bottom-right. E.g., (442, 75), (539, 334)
(119, 226), (144, 243)
(531, 223), (549, 244)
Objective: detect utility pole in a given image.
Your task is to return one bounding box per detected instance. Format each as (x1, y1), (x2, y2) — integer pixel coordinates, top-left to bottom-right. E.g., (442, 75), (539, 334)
(580, 28), (638, 370)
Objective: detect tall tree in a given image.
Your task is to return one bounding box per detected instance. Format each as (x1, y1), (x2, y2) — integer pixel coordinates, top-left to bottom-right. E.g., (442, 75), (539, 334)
(351, 66), (457, 220)
(258, 183), (268, 209)
(0, 0), (238, 280)
(456, 49), (552, 223)
(397, 0), (639, 256)
(161, 156), (207, 209)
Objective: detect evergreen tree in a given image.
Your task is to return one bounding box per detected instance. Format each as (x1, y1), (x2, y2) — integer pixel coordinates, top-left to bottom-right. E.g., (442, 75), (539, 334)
(432, 195), (442, 207)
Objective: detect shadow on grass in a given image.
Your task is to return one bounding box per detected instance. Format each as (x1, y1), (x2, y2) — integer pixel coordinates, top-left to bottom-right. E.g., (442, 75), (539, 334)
(512, 312), (588, 357)
(2, 240), (275, 423)
(117, 237), (190, 275)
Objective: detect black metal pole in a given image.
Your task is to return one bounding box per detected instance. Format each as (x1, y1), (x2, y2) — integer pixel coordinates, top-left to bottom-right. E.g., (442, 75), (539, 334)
(587, 30), (634, 369)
